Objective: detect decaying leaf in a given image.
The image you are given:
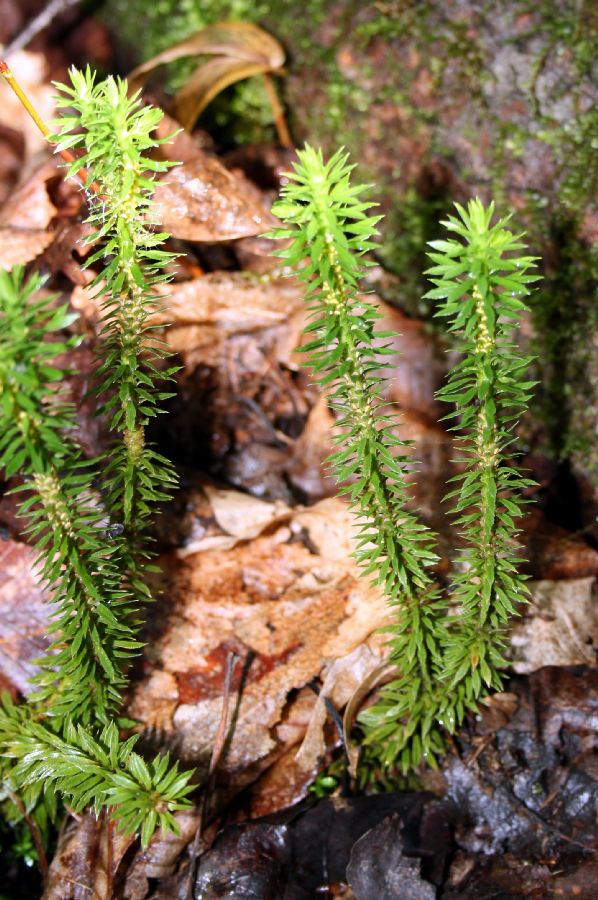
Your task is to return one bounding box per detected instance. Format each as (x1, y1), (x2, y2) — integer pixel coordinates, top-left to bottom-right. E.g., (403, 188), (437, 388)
(509, 576), (598, 672)
(0, 539), (52, 696)
(152, 150), (278, 241)
(43, 812), (135, 900)
(286, 396), (336, 502)
(127, 490), (389, 776)
(242, 687), (321, 818)
(161, 272), (305, 373)
(160, 272), (301, 328)
(129, 22), (285, 131)
(477, 692), (520, 735)
(295, 644), (384, 772)
(0, 164), (57, 269)
(523, 508), (598, 579)
(346, 814), (436, 900)
(122, 809), (199, 896)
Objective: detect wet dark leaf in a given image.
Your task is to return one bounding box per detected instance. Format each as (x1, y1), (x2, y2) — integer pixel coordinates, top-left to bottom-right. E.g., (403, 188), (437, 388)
(346, 814), (436, 900)
(153, 153), (278, 241)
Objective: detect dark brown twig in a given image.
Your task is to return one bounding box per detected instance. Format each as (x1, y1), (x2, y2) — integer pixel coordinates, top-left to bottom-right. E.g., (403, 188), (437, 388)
(4, 785), (49, 882)
(3, 0), (81, 57)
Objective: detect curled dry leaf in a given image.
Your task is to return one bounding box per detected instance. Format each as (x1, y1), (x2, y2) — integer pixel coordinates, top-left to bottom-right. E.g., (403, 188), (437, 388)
(43, 812), (135, 900)
(122, 809), (199, 898)
(294, 644), (384, 772)
(152, 151), (279, 241)
(129, 21), (285, 131)
(342, 660), (398, 778)
(0, 164), (57, 269)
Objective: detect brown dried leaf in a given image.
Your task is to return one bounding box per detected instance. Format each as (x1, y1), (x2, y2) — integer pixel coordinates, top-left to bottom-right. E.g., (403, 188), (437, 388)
(523, 508), (598, 579)
(129, 22), (285, 131)
(343, 661), (398, 778)
(286, 396), (336, 502)
(127, 492), (388, 776)
(204, 483), (289, 537)
(152, 152), (278, 241)
(162, 272), (305, 375)
(243, 688), (320, 818)
(477, 692), (520, 735)
(0, 227), (54, 269)
(295, 644), (384, 772)
(123, 809), (199, 898)
(160, 272), (301, 327)
(43, 812), (134, 900)
(73, 271), (301, 331)
(0, 165), (57, 270)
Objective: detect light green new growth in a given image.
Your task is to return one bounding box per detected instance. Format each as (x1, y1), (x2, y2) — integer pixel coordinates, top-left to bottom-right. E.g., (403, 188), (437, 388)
(52, 67), (178, 556)
(0, 70), (194, 850)
(273, 145), (538, 772)
(425, 200), (538, 706)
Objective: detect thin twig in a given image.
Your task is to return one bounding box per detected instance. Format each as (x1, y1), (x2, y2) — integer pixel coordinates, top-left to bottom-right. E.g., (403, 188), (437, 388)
(186, 651), (239, 900)
(3, 0), (81, 57)
(0, 58), (101, 193)
(4, 785), (49, 882)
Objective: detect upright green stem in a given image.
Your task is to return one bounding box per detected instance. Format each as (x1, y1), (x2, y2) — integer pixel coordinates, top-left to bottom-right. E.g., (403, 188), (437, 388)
(426, 199), (539, 704)
(53, 69), (178, 564)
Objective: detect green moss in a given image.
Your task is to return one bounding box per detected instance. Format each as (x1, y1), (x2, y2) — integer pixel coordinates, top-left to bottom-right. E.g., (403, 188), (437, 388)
(528, 211), (598, 478)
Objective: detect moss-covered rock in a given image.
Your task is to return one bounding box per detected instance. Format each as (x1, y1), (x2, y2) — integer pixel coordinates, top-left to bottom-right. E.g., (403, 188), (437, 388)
(104, 0), (598, 507)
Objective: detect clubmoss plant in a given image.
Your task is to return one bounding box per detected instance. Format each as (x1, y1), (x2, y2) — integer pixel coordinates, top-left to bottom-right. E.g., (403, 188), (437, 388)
(0, 268), (139, 727)
(0, 69), (194, 850)
(273, 145), (538, 772)
(53, 68), (178, 556)
(0, 695), (192, 848)
(425, 200), (539, 708)
(272, 146), (450, 770)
